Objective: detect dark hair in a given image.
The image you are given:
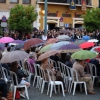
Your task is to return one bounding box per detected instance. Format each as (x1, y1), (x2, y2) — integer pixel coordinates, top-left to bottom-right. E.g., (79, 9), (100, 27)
(60, 53), (66, 60)
(0, 52), (2, 60)
(31, 46), (36, 52)
(76, 59), (83, 62)
(26, 49), (30, 54)
(66, 55), (71, 61)
(7, 47), (11, 52)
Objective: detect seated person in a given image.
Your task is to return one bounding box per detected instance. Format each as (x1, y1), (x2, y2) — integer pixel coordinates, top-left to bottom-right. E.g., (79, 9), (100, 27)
(0, 79), (7, 100)
(27, 52), (35, 73)
(65, 55), (73, 68)
(73, 60), (95, 94)
(41, 58), (67, 92)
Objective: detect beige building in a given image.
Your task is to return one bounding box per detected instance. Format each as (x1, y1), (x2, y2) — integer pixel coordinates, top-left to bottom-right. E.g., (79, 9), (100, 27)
(0, 0), (37, 28)
(36, 0), (99, 29)
(0, 0), (99, 29)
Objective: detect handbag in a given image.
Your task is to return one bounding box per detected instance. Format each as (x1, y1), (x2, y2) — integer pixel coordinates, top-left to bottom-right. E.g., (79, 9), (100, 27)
(15, 89), (20, 99)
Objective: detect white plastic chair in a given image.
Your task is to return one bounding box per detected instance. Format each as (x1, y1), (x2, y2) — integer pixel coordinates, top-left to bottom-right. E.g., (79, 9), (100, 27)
(46, 69), (65, 97)
(10, 71), (29, 100)
(39, 67), (48, 93)
(70, 68), (87, 95)
(88, 63), (99, 85)
(33, 64), (41, 88)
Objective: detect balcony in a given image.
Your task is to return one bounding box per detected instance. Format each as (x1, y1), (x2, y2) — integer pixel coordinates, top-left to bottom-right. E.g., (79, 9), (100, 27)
(37, 0), (92, 6)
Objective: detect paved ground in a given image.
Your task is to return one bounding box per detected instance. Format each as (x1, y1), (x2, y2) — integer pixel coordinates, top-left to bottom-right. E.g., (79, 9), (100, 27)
(20, 84), (100, 100)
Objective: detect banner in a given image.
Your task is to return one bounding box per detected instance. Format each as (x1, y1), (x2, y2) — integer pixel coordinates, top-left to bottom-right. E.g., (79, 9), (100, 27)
(70, 0), (76, 10)
(82, 0), (86, 10)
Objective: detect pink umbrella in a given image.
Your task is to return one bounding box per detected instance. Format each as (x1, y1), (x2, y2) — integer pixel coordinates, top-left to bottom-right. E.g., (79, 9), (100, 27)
(45, 38), (58, 46)
(0, 37), (14, 43)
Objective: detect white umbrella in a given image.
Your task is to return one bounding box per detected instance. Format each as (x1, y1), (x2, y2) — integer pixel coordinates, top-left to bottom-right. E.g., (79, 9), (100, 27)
(90, 46), (100, 54)
(1, 50), (29, 63)
(50, 41), (70, 50)
(88, 39), (98, 42)
(56, 35), (70, 41)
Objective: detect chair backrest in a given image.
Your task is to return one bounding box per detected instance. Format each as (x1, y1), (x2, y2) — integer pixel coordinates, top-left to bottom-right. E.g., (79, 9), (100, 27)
(46, 69), (55, 82)
(0, 67), (8, 82)
(34, 64), (40, 76)
(39, 67), (47, 81)
(88, 63), (97, 76)
(71, 68), (79, 82)
(49, 59), (58, 70)
(57, 61), (64, 74)
(10, 71), (18, 86)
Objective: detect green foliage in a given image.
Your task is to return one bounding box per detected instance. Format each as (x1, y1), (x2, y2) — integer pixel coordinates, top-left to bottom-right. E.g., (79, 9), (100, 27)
(83, 8), (100, 32)
(8, 4), (38, 33)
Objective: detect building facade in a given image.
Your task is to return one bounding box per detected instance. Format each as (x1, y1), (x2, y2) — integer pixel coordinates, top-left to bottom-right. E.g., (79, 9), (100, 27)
(36, 0), (99, 30)
(0, 0), (37, 28)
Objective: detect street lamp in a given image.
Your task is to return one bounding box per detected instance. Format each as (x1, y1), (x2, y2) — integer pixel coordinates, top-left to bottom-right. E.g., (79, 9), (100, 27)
(44, 0), (47, 35)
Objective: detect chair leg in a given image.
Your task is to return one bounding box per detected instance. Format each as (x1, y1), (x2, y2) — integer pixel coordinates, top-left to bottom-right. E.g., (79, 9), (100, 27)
(58, 85), (60, 93)
(41, 81), (45, 93)
(13, 86), (16, 100)
(84, 83), (87, 95)
(61, 84), (65, 97)
(54, 85), (57, 94)
(50, 85), (53, 97)
(73, 83), (76, 95)
(36, 77), (40, 88)
(92, 77), (95, 86)
(80, 84), (82, 92)
(47, 84), (50, 95)
(69, 82), (73, 93)
(33, 76), (36, 86)
(25, 86), (29, 99)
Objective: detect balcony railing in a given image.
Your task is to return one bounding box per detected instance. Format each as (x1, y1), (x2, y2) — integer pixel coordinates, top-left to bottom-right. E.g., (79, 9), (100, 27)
(38, 0), (92, 6)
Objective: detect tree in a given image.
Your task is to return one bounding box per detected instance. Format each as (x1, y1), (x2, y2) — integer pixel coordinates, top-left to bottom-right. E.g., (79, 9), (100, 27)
(8, 4), (38, 38)
(83, 8), (100, 32)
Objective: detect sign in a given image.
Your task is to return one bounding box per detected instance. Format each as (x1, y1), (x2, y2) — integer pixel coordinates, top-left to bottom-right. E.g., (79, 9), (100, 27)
(60, 22), (64, 27)
(2, 16), (7, 22)
(82, 0), (86, 10)
(60, 17), (63, 22)
(1, 22), (7, 27)
(70, 0), (76, 10)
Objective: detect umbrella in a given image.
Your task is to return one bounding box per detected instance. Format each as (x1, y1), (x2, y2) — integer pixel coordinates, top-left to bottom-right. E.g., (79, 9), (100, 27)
(71, 50), (97, 60)
(79, 42), (94, 49)
(0, 43), (5, 50)
(82, 35), (90, 41)
(0, 37), (14, 43)
(37, 50), (59, 61)
(24, 38), (44, 50)
(45, 38), (58, 45)
(11, 40), (24, 44)
(50, 41), (70, 50)
(1, 50), (29, 63)
(88, 39), (98, 43)
(58, 44), (81, 53)
(33, 27), (38, 32)
(40, 44), (53, 53)
(90, 46), (100, 54)
(95, 48), (100, 52)
(74, 40), (85, 45)
(56, 35), (70, 41)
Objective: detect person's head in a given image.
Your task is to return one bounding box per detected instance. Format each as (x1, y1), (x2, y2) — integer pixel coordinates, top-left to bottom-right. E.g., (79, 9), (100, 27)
(66, 55), (71, 61)
(60, 53), (66, 59)
(0, 52), (2, 60)
(7, 46), (11, 52)
(29, 52), (34, 59)
(76, 59), (85, 67)
(41, 58), (48, 63)
(31, 46), (36, 52)
(26, 49), (30, 54)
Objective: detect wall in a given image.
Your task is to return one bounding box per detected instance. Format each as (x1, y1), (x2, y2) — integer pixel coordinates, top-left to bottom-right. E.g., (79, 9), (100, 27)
(39, 4), (92, 29)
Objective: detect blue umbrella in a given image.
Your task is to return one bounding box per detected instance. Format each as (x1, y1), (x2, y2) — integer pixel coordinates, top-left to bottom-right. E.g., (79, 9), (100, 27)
(82, 35), (90, 41)
(11, 40), (24, 44)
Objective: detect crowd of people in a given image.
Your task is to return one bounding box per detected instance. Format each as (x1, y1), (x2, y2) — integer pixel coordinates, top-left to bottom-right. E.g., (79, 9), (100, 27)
(0, 28), (100, 99)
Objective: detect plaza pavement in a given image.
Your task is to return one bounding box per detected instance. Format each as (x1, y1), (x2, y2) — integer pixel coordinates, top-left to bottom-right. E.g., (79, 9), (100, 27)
(20, 84), (100, 100)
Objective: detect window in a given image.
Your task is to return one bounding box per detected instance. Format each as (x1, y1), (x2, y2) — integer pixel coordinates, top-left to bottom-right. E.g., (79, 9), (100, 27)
(10, 0), (19, 3)
(76, 0), (81, 4)
(62, 14), (71, 17)
(23, 0), (31, 4)
(0, 0), (6, 3)
(86, 0), (91, 5)
(47, 13), (57, 17)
